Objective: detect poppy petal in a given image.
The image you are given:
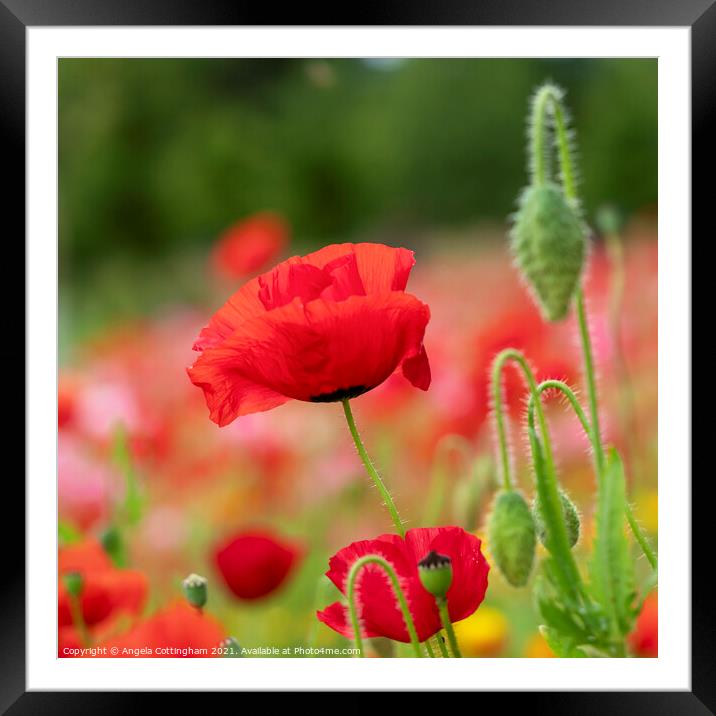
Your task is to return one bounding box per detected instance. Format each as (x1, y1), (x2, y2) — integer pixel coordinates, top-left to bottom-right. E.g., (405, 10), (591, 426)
(193, 243), (417, 353)
(407, 526), (489, 623)
(353, 243), (415, 293)
(186, 361), (290, 427)
(189, 293), (429, 423)
(192, 280), (267, 352)
(401, 344), (431, 390)
(316, 601), (380, 640)
(324, 533), (440, 643)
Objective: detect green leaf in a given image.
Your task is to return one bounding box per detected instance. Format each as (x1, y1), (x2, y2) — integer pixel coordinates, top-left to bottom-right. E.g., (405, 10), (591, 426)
(528, 427), (580, 605)
(588, 448), (636, 638)
(534, 570), (588, 642)
(535, 557), (609, 647)
(539, 626), (588, 658)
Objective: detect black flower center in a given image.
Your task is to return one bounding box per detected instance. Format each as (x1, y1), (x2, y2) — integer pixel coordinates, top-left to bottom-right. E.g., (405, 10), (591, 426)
(418, 550), (452, 570)
(309, 385), (372, 403)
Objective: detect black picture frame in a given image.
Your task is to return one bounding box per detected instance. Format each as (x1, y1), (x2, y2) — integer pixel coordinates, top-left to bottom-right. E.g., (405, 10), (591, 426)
(5, 1), (708, 711)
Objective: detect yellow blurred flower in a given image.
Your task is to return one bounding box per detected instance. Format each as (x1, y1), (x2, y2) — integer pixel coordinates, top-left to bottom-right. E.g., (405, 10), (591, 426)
(635, 489), (658, 534)
(523, 632), (555, 658)
(453, 605), (508, 657)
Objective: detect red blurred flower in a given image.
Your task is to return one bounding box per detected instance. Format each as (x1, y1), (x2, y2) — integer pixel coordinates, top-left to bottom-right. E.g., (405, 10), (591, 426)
(214, 530), (302, 601)
(188, 243), (431, 426)
(317, 526), (489, 643)
(470, 305), (577, 431)
(629, 591), (657, 657)
(211, 212), (289, 280)
(102, 601), (226, 657)
(58, 540), (148, 629)
(58, 375), (79, 429)
(58, 625), (84, 657)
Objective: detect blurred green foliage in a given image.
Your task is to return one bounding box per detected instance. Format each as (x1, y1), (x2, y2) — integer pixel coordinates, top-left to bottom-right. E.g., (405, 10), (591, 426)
(59, 58), (656, 341)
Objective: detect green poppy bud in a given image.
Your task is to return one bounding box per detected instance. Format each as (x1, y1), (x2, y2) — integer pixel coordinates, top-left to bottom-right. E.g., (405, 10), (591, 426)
(418, 551), (453, 599)
(487, 490), (536, 587)
(182, 573), (208, 609)
(510, 182), (587, 322)
(533, 489), (581, 548)
(62, 571), (84, 598)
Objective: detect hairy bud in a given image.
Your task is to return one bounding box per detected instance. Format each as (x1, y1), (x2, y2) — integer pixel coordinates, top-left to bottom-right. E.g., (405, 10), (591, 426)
(487, 490), (536, 587)
(510, 183), (586, 322)
(533, 489), (581, 548)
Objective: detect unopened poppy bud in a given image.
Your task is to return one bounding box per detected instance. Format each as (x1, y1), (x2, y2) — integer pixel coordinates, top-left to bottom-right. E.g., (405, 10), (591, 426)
(182, 573), (208, 609)
(510, 183), (587, 322)
(533, 489), (581, 548)
(418, 551), (453, 599)
(62, 571), (83, 598)
(487, 490), (536, 587)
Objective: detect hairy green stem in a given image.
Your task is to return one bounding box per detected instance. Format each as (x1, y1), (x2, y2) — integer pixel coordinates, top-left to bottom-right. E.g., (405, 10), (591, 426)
(432, 633), (450, 658)
(625, 502), (658, 571)
(528, 379), (657, 572)
(492, 349), (583, 598)
(342, 399), (405, 537)
(605, 229), (639, 477)
(346, 555), (422, 658)
(437, 599), (462, 657)
(531, 85), (658, 578)
(530, 84), (577, 200)
(575, 290), (606, 471)
(491, 355), (515, 491)
(530, 86), (552, 186)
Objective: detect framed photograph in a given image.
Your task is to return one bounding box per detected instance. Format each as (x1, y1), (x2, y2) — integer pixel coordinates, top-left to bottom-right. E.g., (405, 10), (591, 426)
(7, 0), (708, 709)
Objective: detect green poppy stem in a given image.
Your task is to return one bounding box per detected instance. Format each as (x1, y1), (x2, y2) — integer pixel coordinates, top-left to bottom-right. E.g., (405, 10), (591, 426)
(528, 379), (657, 571)
(342, 399), (405, 537)
(492, 349), (585, 601)
(346, 555), (422, 658)
(436, 599), (462, 658)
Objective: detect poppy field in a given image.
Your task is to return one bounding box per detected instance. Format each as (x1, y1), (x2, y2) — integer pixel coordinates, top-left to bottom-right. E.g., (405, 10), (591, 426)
(58, 59), (658, 659)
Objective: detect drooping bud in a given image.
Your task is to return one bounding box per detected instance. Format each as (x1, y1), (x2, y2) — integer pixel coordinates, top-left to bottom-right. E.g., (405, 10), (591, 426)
(533, 489), (581, 548)
(62, 571), (84, 598)
(510, 182), (587, 322)
(182, 573), (208, 609)
(487, 490), (536, 587)
(418, 551), (453, 599)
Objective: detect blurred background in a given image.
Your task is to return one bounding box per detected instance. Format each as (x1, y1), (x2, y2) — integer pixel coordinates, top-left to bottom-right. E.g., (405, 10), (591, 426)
(58, 59), (658, 658)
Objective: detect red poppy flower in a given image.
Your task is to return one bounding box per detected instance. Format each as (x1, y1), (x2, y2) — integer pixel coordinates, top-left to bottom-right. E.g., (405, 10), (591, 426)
(211, 212), (289, 281)
(102, 601), (226, 657)
(629, 591), (657, 657)
(189, 243), (431, 426)
(214, 530), (302, 601)
(317, 526), (489, 643)
(58, 540), (148, 629)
